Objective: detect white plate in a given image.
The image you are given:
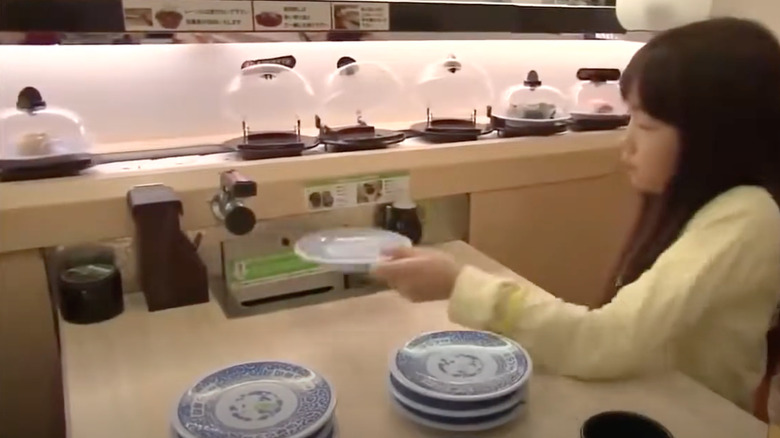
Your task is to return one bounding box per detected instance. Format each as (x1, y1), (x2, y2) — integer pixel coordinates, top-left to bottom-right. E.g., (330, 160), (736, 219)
(390, 395), (524, 432)
(390, 330), (532, 402)
(175, 361), (336, 438)
(294, 228), (412, 273)
(499, 115), (570, 126)
(388, 375), (527, 418)
(570, 111), (629, 121)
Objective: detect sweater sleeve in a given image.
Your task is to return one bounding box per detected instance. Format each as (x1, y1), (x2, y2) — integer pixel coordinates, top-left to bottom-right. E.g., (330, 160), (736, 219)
(448, 188), (777, 379)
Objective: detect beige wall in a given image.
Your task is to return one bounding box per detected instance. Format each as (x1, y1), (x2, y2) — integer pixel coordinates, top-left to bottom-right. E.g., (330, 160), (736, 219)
(712, 0), (780, 35)
(617, 0), (780, 39)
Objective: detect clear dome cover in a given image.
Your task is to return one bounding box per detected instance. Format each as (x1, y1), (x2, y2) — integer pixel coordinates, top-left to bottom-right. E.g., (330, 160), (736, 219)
(319, 59), (404, 126)
(494, 71), (570, 122)
(223, 63), (316, 131)
(0, 88), (90, 160)
(414, 55), (494, 120)
(570, 80), (627, 117)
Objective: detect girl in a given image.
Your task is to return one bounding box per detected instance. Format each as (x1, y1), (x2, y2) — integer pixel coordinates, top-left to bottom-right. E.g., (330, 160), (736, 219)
(372, 17), (780, 419)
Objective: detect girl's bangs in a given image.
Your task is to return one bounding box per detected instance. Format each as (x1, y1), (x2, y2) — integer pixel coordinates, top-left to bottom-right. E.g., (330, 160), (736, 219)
(619, 47), (646, 101)
(619, 46), (679, 124)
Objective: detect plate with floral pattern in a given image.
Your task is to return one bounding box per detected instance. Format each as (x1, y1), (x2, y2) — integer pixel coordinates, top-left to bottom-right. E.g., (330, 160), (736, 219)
(390, 331), (532, 401)
(176, 361), (336, 438)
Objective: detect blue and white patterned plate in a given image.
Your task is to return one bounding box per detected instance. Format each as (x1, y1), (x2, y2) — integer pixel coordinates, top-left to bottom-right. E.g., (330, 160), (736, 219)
(176, 361), (336, 438)
(388, 373), (528, 418)
(390, 331), (532, 401)
(390, 394), (525, 432)
(172, 416), (338, 438)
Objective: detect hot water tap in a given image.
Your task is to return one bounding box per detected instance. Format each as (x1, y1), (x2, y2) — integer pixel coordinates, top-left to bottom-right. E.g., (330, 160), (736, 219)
(211, 170), (257, 236)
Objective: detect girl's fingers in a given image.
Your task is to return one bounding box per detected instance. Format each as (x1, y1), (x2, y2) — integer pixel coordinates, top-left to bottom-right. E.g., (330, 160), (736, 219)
(380, 246), (419, 259)
(370, 257), (424, 281)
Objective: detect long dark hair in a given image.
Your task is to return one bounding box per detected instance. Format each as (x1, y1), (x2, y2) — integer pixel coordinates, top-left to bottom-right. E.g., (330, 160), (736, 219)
(603, 17), (780, 409)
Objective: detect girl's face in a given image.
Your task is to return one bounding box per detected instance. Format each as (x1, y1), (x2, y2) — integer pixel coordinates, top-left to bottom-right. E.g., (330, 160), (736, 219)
(621, 90), (681, 194)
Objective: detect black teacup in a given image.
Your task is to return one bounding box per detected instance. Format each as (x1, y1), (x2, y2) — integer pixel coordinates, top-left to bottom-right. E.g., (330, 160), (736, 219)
(581, 411), (673, 438)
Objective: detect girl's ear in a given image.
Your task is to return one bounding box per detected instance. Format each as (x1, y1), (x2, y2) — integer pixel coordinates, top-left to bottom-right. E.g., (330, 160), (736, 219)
(616, 0), (713, 32)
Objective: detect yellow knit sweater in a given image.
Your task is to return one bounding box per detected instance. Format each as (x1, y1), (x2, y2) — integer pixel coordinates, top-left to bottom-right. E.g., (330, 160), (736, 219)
(448, 186), (780, 412)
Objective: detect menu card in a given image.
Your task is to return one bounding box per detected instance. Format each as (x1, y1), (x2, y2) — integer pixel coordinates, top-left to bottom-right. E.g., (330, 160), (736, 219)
(304, 172), (410, 212)
(252, 1), (332, 31)
(122, 0), (391, 32)
(122, 0), (254, 32)
(332, 2), (390, 31)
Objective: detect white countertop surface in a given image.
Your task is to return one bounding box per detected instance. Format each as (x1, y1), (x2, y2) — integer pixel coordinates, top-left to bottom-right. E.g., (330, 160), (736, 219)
(59, 241), (767, 438)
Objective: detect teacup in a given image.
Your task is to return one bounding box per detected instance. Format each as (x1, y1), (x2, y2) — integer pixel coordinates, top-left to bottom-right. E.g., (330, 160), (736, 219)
(581, 411), (673, 438)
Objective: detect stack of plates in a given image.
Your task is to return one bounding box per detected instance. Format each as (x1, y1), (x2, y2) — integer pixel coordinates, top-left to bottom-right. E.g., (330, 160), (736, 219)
(388, 330), (532, 432)
(171, 361), (338, 438)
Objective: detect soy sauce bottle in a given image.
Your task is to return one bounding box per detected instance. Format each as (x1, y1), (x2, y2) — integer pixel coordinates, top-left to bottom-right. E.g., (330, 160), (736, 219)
(384, 199), (423, 245)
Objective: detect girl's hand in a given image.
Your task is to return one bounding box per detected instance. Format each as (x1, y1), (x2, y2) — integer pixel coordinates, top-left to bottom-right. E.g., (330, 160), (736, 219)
(370, 247), (462, 302)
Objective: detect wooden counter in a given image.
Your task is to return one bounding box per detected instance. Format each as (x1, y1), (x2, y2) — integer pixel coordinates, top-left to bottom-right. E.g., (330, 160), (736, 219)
(60, 242), (766, 438)
(0, 132), (638, 438)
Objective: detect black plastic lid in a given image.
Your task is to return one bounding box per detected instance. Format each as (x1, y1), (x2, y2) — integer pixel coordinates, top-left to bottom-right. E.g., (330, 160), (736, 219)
(241, 55), (297, 70)
(337, 56), (357, 69)
(576, 68), (621, 83)
(17, 86), (46, 111)
(524, 70), (542, 88)
(337, 56), (359, 76)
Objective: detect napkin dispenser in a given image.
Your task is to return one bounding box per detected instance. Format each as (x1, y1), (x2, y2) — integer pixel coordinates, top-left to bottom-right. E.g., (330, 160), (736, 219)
(127, 184), (209, 311)
(217, 231), (346, 317)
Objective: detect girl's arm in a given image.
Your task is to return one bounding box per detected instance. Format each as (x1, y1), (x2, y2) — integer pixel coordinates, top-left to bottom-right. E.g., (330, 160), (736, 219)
(448, 188), (779, 379)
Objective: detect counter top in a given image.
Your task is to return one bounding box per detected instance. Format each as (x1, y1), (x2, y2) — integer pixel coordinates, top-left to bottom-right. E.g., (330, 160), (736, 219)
(0, 131), (624, 253)
(1, 131), (622, 212)
(60, 241), (766, 438)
